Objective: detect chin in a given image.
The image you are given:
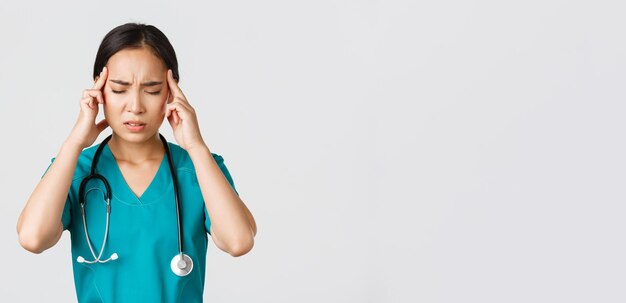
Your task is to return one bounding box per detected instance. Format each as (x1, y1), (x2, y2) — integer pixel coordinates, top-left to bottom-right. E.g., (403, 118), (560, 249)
(112, 127), (160, 142)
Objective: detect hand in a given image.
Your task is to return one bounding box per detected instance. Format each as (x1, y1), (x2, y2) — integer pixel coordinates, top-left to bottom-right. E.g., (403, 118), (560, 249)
(165, 69), (206, 151)
(67, 67), (110, 149)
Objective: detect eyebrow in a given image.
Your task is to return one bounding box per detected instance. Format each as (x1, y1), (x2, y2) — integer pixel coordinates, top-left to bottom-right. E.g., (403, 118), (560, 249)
(109, 79), (163, 87)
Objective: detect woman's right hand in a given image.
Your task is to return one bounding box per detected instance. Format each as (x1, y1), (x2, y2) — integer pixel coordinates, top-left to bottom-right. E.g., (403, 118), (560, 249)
(67, 67), (110, 149)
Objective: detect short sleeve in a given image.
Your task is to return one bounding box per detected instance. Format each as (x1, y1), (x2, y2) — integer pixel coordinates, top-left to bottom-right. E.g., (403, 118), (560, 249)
(42, 158), (72, 231)
(204, 154), (239, 235)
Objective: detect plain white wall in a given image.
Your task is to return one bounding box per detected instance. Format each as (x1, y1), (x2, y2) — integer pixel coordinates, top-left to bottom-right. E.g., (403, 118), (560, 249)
(1, 0), (625, 302)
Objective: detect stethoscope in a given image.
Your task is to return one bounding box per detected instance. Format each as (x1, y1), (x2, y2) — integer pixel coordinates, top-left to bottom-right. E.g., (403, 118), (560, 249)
(76, 133), (193, 277)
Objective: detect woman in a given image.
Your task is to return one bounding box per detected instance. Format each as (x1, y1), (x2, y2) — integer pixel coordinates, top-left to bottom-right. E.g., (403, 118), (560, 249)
(16, 22), (257, 302)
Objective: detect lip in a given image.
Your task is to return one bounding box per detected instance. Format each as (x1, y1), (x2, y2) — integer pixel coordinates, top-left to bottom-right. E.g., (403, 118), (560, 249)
(123, 120), (146, 132)
(124, 120), (146, 125)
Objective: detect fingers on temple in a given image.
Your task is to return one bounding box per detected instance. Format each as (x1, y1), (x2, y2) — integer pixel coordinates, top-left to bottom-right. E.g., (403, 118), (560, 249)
(167, 69), (185, 100)
(92, 66), (108, 90)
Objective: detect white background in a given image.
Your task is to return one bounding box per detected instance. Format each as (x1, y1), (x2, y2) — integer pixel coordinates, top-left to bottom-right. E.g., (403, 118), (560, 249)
(1, 0), (625, 302)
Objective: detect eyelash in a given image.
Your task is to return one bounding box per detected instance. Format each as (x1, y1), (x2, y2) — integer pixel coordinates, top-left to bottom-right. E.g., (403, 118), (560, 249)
(111, 90), (160, 95)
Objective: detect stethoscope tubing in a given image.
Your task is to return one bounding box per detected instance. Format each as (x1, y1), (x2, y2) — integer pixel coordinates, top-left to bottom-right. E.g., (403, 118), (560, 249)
(80, 187), (113, 263)
(160, 134), (184, 255)
(76, 133), (192, 276)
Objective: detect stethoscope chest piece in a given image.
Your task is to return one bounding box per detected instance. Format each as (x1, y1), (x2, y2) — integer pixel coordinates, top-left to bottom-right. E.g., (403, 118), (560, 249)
(171, 253), (193, 276)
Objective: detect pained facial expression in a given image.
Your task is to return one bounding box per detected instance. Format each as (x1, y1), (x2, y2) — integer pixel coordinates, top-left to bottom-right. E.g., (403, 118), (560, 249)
(96, 47), (170, 143)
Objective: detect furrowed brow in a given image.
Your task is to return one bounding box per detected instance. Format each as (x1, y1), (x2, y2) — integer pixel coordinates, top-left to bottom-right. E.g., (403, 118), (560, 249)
(109, 80), (130, 86)
(142, 81), (163, 87)
(109, 80), (163, 87)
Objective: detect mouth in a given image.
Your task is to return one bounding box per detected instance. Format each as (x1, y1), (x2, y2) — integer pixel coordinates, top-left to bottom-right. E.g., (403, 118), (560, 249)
(123, 120), (147, 132)
(124, 120), (146, 126)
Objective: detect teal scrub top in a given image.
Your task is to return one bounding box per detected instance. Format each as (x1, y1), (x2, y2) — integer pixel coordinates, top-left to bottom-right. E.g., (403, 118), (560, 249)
(43, 141), (239, 303)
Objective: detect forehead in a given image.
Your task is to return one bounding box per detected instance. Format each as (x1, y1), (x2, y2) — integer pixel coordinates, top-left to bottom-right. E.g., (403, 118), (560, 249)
(106, 47), (166, 78)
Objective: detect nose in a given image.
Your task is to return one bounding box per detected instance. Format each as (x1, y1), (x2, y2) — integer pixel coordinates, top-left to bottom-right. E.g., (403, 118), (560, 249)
(126, 91), (145, 114)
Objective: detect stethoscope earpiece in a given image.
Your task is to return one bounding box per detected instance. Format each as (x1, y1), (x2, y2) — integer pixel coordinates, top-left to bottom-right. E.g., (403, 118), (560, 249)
(77, 252), (118, 264)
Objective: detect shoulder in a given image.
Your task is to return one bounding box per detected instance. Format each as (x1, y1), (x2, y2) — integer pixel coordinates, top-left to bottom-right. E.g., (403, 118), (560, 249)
(166, 142), (226, 172)
(47, 144), (101, 182)
(165, 143), (238, 194)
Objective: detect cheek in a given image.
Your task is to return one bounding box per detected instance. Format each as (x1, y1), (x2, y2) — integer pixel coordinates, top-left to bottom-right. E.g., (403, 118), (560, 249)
(101, 94), (122, 117)
(156, 95), (169, 112)
(102, 90), (119, 104)
(102, 104), (114, 120)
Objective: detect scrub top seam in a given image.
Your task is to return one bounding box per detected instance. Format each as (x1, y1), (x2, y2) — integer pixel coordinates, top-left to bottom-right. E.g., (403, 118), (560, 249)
(78, 263), (105, 303)
(109, 181), (174, 206)
(176, 276), (194, 302)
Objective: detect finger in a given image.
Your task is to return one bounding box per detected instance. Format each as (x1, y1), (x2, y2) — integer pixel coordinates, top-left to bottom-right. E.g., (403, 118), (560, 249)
(92, 66), (108, 90)
(165, 103), (177, 118)
(166, 102), (188, 123)
(166, 104), (180, 124)
(82, 90), (104, 104)
(169, 111), (179, 125)
(165, 103), (181, 125)
(166, 69), (187, 102)
(174, 109), (181, 124)
(80, 96), (95, 110)
(169, 99), (193, 112)
(171, 102), (185, 124)
(167, 109), (177, 126)
(82, 89), (104, 105)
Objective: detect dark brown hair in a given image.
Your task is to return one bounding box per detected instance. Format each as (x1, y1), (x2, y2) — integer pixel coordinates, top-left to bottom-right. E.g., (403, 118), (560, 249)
(92, 22), (179, 81)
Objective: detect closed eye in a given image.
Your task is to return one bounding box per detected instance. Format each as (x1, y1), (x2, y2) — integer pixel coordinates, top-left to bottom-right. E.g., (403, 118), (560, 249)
(111, 90), (161, 95)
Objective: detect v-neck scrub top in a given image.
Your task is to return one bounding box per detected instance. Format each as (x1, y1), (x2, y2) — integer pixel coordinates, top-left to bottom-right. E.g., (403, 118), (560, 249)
(42, 141), (239, 303)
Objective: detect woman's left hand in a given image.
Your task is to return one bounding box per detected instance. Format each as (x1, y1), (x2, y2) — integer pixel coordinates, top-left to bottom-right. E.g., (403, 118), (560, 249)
(165, 69), (206, 152)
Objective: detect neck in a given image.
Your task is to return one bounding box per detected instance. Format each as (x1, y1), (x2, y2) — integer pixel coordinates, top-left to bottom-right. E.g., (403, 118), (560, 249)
(108, 132), (164, 163)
